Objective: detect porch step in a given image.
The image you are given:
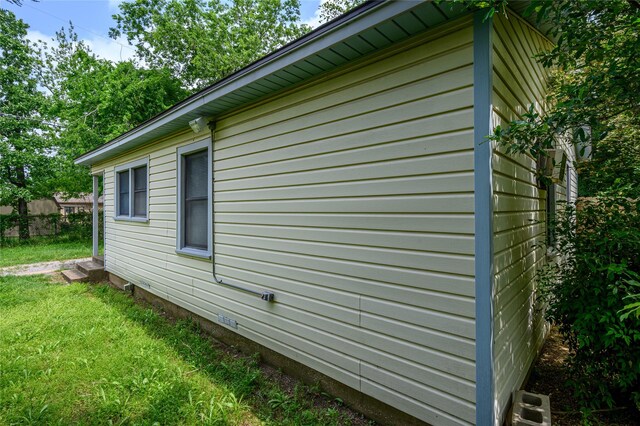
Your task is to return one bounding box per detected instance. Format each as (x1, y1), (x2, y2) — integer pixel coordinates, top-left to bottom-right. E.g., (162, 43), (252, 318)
(92, 255), (104, 266)
(77, 261), (107, 282)
(62, 269), (89, 283)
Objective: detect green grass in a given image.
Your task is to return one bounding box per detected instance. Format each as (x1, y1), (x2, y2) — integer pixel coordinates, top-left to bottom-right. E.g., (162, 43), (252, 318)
(0, 275), (363, 425)
(0, 238), (101, 268)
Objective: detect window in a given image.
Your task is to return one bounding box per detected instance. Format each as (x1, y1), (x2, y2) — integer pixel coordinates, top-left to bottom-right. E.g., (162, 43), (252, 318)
(177, 139), (211, 258)
(115, 158), (149, 221)
(64, 206), (75, 215)
(133, 166), (148, 217)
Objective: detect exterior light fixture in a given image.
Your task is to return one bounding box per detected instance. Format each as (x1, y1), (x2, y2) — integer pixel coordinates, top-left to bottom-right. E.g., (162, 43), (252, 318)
(189, 116), (207, 133)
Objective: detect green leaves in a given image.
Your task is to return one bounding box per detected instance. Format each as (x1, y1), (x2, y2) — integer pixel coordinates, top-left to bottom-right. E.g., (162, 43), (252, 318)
(0, 10), (55, 210)
(619, 273), (640, 321)
(537, 199), (640, 411)
(486, 0), (640, 199)
(110, 0), (310, 92)
(38, 26), (187, 196)
(318, 0), (365, 23)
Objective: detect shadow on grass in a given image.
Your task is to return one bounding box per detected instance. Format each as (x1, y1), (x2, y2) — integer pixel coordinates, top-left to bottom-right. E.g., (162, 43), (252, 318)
(86, 283), (363, 426)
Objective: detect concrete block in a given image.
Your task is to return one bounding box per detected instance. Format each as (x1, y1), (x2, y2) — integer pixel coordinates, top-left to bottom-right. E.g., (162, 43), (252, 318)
(512, 390), (551, 426)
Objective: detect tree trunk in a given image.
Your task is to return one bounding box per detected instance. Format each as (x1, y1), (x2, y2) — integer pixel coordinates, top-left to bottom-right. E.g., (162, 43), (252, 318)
(17, 198), (29, 240)
(16, 166), (30, 241)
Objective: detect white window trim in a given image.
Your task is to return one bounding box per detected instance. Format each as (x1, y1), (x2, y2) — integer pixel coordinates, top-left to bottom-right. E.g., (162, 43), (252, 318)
(114, 157), (150, 222)
(176, 138), (212, 259)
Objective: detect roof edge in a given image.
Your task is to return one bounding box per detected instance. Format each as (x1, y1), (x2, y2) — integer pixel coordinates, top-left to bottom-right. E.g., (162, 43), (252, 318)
(75, 0), (390, 166)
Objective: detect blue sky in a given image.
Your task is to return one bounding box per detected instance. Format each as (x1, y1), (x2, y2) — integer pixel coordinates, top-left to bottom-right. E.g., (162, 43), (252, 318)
(2, 0), (324, 62)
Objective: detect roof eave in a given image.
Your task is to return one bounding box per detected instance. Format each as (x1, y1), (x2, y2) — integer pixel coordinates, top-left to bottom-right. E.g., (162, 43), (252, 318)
(75, 0), (405, 167)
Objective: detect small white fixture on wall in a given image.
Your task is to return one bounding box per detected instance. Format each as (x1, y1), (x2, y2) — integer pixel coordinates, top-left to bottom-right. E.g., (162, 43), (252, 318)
(189, 116), (207, 133)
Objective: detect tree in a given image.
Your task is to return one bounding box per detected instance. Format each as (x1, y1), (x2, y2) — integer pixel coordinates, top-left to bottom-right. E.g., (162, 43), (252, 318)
(0, 9), (53, 240)
(110, 0), (310, 91)
(476, 0), (640, 414)
(38, 26), (187, 195)
(318, 0), (365, 23)
(486, 1), (640, 195)
(3, 0), (35, 5)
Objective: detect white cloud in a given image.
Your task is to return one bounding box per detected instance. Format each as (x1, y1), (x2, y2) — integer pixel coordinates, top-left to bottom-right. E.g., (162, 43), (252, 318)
(301, 0), (329, 29)
(84, 36), (136, 63)
(27, 29), (136, 63)
(26, 29), (54, 46)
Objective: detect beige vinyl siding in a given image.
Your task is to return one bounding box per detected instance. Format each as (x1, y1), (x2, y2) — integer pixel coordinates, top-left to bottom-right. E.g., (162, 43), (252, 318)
(491, 11), (570, 424)
(94, 15), (476, 425)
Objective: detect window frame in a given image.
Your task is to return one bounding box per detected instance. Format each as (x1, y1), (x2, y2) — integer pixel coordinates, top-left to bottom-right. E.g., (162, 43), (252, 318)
(114, 157), (149, 222)
(176, 138), (212, 259)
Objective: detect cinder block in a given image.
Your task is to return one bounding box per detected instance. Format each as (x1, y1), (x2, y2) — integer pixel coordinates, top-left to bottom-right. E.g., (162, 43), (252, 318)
(512, 390), (551, 426)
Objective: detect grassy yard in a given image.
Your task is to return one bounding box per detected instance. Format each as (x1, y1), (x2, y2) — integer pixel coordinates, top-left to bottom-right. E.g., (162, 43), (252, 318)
(0, 238), (100, 268)
(0, 275), (365, 425)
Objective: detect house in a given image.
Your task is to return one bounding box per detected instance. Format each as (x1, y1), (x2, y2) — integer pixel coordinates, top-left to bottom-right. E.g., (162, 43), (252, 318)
(0, 198), (60, 237)
(0, 198), (59, 216)
(54, 193), (104, 216)
(74, 2), (577, 425)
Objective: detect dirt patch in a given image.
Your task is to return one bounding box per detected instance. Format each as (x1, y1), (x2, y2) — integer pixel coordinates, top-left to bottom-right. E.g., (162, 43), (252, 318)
(0, 258), (91, 276)
(526, 327), (639, 425)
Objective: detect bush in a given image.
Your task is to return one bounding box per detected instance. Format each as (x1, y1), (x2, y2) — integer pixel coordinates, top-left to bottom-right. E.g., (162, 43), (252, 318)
(0, 211), (101, 246)
(538, 197), (640, 411)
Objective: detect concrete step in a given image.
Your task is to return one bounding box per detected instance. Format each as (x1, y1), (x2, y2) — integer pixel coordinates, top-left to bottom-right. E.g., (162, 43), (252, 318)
(62, 269), (89, 283)
(92, 255), (104, 266)
(76, 261), (106, 282)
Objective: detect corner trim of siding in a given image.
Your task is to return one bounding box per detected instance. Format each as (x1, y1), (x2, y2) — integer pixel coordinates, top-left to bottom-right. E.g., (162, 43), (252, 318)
(474, 11), (495, 426)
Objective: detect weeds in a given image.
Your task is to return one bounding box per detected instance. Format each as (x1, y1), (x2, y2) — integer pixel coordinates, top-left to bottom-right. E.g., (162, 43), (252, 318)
(0, 275), (366, 425)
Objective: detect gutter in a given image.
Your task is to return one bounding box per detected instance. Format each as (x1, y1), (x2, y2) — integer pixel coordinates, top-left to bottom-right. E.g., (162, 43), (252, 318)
(74, 0), (389, 166)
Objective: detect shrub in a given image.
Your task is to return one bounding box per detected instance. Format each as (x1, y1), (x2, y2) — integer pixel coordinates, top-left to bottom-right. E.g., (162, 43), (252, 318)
(538, 197), (640, 410)
(0, 211), (101, 246)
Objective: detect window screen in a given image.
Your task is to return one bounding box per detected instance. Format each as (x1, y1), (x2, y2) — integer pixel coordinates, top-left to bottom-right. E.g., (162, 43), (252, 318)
(133, 165), (147, 217)
(183, 150), (208, 250)
(115, 159), (148, 220)
(118, 170), (130, 216)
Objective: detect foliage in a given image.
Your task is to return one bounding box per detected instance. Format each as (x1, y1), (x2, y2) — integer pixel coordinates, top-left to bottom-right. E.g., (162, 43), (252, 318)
(453, 0), (640, 413)
(0, 276), (363, 425)
(480, 0), (640, 411)
(576, 114), (640, 198)
(619, 273), (640, 321)
(37, 26), (187, 195)
(0, 9), (55, 239)
(110, 0), (310, 91)
(0, 213), (18, 245)
(1, 211), (101, 243)
(537, 199), (640, 411)
(490, 0), (640, 198)
(317, 0), (365, 23)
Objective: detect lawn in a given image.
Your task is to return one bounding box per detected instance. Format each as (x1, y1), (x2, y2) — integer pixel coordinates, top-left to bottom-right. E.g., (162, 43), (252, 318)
(0, 275), (364, 425)
(0, 238), (100, 268)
